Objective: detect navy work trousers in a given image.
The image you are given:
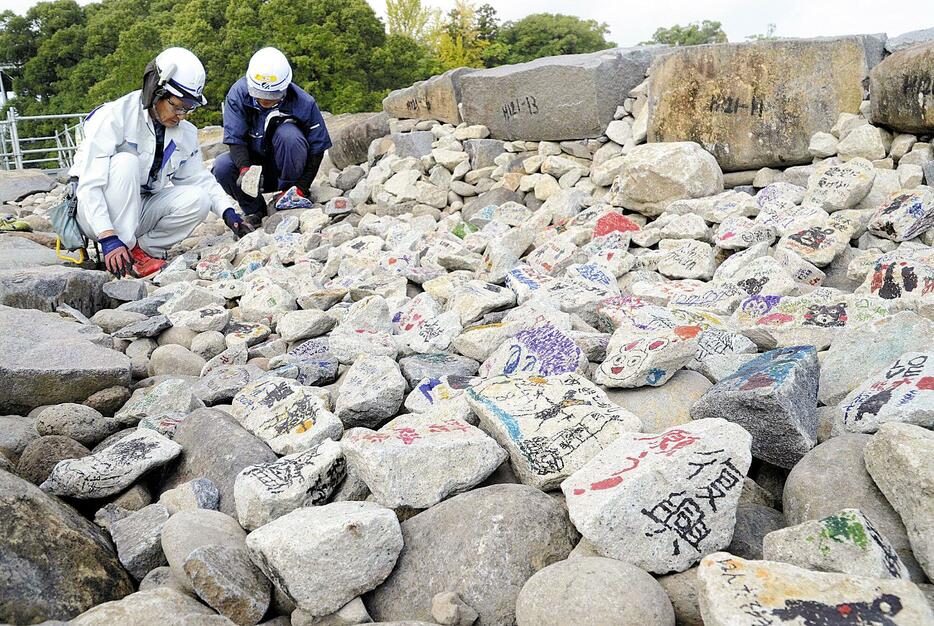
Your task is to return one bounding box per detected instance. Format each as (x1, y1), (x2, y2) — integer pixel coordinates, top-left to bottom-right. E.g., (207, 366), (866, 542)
(213, 121), (308, 215)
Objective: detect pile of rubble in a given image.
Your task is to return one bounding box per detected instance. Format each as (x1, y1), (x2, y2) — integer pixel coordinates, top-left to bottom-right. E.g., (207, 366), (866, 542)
(1, 30), (933, 626)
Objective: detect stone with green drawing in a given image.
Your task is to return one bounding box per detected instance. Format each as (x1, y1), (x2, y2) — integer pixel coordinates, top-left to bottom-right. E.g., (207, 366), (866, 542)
(762, 508), (910, 580)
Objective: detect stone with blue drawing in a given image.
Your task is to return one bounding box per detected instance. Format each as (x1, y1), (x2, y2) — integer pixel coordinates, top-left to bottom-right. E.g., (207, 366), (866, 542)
(466, 372), (642, 490)
(691, 345), (819, 469)
(479, 320), (588, 379)
(398, 352), (480, 388)
(403, 374), (481, 414)
(275, 186), (314, 210)
(869, 188), (934, 243)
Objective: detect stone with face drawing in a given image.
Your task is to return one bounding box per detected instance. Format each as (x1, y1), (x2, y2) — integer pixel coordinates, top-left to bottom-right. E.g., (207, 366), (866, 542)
(595, 326), (702, 388)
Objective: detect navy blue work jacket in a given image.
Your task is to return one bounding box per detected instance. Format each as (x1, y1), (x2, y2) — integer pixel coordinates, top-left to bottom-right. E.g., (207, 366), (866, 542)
(222, 77), (332, 156)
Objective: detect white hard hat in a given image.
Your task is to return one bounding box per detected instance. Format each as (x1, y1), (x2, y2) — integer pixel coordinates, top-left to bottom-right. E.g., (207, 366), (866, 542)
(246, 47), (292, 100)
(155, 47), (207, 107)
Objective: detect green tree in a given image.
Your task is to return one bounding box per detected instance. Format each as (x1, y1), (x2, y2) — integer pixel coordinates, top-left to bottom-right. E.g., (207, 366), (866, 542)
(385, 0), (434, 43)
(643, 20), (727, 46)
(746, 23), (777, 41)
(475, 3), (498, 41)
(484, 13), (613, 67)
(433, 0), (487, 69)
(0, 0), (443, 128)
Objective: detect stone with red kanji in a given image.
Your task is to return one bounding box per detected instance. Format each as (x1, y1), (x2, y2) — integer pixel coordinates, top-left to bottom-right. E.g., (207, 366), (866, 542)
(466, 373), (642, 490)
(690, 346), (818, 469)
(230, 377), (343, 455)
(561, 418), (752, 573)
(342, 412), (506, 509)
(837, 352), (934, 434)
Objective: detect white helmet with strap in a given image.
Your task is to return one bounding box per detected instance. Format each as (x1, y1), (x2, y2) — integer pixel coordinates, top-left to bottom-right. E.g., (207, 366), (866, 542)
(246, 47), (292, 100)
(155, 47), (207, 107)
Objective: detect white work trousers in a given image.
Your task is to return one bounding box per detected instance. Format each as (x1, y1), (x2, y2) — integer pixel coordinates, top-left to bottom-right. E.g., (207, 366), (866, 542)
(77, 152), (212, 257)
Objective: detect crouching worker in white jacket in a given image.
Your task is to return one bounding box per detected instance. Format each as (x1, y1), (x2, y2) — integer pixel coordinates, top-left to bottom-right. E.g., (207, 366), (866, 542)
(70, 47), (254, 277)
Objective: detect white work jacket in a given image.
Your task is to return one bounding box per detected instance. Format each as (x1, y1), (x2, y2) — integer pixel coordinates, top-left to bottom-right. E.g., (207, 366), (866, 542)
(70, 89), (233, 237)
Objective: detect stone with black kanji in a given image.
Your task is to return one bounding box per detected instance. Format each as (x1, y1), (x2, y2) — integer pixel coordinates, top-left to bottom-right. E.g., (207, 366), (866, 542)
(467, 373), (642, 491)
(234, 439), (346, 531)
(561, 418), (752, 574)
(690, 346), (819, 469)
(230, 376), (343, 455)
(335, 355), (407, 429)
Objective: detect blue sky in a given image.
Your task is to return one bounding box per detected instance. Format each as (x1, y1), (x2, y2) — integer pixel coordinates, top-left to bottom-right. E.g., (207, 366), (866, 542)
(3, 0), (930, 46)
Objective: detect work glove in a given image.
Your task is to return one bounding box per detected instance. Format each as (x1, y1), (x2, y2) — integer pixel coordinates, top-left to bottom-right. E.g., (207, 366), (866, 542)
(237, 165), (264, 198)
(223, 208), (255, 240)
(100, 235), (134, 278)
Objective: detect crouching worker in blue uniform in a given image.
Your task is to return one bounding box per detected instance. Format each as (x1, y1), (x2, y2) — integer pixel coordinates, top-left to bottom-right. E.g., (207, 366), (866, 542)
(213, 47), (332, 228)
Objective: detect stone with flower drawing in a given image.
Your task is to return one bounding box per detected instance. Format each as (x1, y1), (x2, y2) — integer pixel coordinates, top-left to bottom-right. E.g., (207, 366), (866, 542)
(762, 508), (911, 580)
(466, 373), (642, 490)
(594, 325), (702, 388)
(561, 418), (752, 574)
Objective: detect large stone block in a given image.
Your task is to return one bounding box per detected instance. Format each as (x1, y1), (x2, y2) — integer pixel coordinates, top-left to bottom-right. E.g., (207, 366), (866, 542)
(0, 265), (115, 316)
(0, 305), (130, 414)
(647, 38), (867, 171)
(382, 67), (473, 125)
(870, 42), (934, 133)
(0, 168), (56, 203)
(0, 236), (62, 270)
(460, 47), (659, 141)
(325, 112), (391, 170)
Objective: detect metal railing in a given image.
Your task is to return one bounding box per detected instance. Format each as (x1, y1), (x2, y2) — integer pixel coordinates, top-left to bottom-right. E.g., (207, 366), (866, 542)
(0, 108), (87, 170)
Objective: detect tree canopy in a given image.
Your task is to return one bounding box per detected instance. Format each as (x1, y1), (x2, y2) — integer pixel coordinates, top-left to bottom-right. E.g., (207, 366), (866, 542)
(643, 20), (728, 46)
(1, 0), (619, 127)
(0, 0), (438, 125)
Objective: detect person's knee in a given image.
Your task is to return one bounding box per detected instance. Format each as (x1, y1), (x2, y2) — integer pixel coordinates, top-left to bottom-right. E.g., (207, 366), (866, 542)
(272, 121), (307, 151)
(213, 152), (237, 182)
(178, 187), (212, 222)
(110, 152), (140, 184)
